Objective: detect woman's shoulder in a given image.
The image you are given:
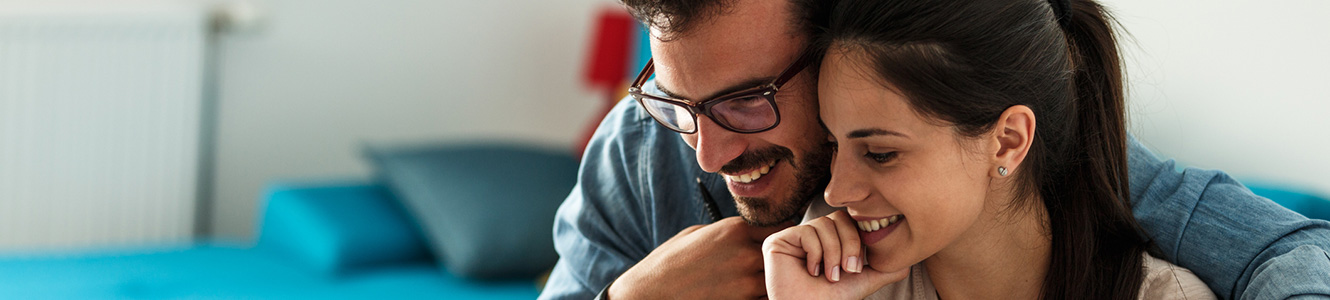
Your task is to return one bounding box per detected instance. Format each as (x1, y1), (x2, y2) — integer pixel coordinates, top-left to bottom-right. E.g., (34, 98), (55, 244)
(1138, 254), (1217, 300)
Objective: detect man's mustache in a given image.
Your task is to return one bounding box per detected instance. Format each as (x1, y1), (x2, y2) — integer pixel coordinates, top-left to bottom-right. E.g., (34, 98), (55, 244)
(719, 146), (793, 174)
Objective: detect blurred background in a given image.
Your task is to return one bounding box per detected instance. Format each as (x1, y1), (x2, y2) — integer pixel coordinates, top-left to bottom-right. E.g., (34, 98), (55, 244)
(0, 0), (1326, 298)
(1, 0), (611, 250)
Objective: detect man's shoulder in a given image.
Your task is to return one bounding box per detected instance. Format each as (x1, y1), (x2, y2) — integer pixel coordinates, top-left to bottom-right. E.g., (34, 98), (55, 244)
(571, 88), (720, 245)
(596, 82), (677, 137)
(587, 83), (701, 174)
(579, 84), (713, 204)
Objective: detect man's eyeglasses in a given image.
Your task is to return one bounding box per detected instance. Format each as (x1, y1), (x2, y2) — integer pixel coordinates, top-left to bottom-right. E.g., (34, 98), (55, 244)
(627, 50), (814, 134)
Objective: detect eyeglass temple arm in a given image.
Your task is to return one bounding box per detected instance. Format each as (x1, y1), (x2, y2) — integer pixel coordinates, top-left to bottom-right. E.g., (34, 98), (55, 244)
(771, 50), (816, 89)
(630, 58), (655, 91)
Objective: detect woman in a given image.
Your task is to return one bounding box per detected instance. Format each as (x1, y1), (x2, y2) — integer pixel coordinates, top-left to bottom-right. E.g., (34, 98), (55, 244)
(762, 0), (1216, 298)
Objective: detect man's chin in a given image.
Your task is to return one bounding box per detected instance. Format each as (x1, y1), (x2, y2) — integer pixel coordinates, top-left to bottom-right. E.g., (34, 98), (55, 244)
(725, 142), (830, 227)
(734, 195), (809, 227)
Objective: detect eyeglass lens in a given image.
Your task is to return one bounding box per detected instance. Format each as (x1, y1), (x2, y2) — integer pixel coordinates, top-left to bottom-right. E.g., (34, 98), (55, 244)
(638, 94), (776, 133)
(639, 97), (696, 132)
(710, 95), (776, 131)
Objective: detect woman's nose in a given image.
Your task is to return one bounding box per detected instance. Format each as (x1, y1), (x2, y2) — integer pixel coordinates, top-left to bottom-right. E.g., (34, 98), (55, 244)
(824, 152), (870, 207)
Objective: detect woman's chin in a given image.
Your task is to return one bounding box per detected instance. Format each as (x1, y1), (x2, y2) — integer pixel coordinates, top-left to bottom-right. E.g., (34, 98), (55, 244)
(864, 247), (918, 274)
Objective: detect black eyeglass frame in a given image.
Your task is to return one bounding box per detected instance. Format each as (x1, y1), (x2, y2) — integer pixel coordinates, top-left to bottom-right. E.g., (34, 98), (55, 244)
(627, 49), (815, 134)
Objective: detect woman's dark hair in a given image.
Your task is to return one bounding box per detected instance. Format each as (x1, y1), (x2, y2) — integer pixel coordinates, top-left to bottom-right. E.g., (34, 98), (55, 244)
(822, 0), (1149, 298)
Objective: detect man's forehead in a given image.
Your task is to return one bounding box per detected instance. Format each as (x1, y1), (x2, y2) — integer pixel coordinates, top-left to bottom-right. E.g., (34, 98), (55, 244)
(646, 0), (806, 101)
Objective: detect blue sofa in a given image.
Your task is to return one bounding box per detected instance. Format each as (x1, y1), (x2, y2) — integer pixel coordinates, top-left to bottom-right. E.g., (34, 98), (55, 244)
(1, 176), (1325, 299)
(1246, 183), (1330, 221)
(0, 181), (543, 299)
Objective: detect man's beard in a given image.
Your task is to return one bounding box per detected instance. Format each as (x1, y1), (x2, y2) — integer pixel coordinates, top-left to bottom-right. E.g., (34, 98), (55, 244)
(723, 144), (832, 226)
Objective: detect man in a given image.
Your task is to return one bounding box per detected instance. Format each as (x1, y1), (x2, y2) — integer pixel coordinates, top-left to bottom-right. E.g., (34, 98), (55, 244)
(541, 0), (1330, 299)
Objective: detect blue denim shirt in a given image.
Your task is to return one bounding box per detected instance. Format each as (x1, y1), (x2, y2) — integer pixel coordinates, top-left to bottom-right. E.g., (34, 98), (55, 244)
(541, 87), (1330, 299)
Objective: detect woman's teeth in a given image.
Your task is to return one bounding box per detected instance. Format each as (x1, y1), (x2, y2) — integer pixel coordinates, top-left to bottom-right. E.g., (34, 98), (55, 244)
(725, 160), (777, 183)
(857, 215), (903, 232)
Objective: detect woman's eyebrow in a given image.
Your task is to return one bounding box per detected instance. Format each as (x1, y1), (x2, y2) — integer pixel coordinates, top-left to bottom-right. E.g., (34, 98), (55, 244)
(847, 128), (909, 139)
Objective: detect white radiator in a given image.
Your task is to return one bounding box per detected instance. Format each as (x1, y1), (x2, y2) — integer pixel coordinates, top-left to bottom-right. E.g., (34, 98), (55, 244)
(0, 3), (212, 250)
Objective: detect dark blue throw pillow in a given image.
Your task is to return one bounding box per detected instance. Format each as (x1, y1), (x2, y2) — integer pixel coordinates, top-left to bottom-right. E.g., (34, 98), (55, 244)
(366, 142), (578, 279)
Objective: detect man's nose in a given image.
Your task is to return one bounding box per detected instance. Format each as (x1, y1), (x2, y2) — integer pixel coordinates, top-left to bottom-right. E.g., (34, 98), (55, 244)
(690, 116), (746, 173)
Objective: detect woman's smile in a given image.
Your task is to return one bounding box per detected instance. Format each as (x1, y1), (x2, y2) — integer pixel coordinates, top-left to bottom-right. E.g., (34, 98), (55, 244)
(852, 214), (905, 245)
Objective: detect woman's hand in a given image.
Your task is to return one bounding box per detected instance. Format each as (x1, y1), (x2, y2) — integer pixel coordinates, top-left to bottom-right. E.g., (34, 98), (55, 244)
(762, 210), (910, 300)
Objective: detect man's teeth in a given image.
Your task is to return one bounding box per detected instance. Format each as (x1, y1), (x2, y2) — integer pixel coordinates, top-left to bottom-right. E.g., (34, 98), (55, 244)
(857, 215), (903, 232)
(725, 160), (777, 183)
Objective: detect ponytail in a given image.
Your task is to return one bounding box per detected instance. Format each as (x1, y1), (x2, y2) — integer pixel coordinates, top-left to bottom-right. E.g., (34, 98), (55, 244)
(1042, 0), (1151, 299)
(1065, 0), (1128, 209)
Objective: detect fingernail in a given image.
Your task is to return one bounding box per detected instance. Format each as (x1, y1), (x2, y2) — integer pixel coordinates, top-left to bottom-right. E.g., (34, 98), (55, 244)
(813, 263), (821, 277)
(847, 256), (860, 273)
(831, 266), (840, 282)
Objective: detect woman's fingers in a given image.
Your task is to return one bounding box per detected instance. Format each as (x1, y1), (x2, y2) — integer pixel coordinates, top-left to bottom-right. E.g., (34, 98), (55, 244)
(826, 211), (863, 274)
(762, 224), (826, 278)
(793, 225), (824, 277)
(806, 217), (844, 282)
(832, 262), (913, 299)
(762, 213), (905, 300)
(764, 213), (864, 282)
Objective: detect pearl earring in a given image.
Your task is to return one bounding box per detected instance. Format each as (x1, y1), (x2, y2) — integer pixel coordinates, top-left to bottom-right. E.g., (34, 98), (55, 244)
(998, 166), (1009, 177)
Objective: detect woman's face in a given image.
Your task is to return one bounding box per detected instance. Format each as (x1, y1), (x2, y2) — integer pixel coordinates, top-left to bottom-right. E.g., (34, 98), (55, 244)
(817, 49), (997, 272)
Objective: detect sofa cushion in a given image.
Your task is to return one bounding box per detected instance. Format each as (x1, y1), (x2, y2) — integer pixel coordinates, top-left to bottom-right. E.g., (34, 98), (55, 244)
(366, 142), (578, 279)
(257, 182), (430, 275)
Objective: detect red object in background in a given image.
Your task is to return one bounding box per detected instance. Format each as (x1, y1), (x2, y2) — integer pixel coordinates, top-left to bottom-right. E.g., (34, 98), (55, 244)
(582, 7), (634, 92)
(575, 7), (637, 157)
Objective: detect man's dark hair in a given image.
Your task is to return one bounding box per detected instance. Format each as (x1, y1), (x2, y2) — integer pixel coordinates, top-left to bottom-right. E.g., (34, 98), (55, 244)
(620, 0), (833, 40)
(619, 0), (731, 38)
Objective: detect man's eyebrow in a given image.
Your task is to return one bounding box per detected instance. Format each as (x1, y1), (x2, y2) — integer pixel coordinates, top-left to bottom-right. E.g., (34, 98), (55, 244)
(656, 77), (778, 102)
(848, 128), (909, 139)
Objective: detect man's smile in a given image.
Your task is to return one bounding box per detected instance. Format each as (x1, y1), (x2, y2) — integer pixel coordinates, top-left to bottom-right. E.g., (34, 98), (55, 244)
(723, 159), (778, 183)
(725, 159), (787, 198)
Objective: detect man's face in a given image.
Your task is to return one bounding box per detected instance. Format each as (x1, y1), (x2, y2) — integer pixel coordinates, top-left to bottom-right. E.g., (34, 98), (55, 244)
(648, 0), (830, 226)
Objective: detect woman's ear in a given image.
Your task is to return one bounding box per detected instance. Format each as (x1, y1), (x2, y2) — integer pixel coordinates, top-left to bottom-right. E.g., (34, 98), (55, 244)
(989, 105), (1036, 178)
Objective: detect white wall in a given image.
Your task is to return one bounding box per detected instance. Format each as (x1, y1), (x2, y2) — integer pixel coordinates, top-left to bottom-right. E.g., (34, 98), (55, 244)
(0, 0), (1323, 244)
(1111, 1), (1330, 196)
(205, 0), (1329, 240)
(212, 0), (610, 240)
